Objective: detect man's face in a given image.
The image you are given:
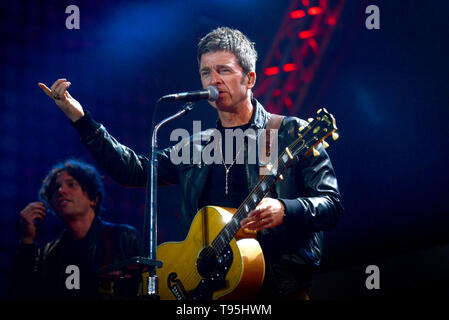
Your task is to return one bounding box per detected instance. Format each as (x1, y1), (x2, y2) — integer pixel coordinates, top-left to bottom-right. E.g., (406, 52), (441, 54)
(199, 50), (255, 112)
(50, 170), (96, 219)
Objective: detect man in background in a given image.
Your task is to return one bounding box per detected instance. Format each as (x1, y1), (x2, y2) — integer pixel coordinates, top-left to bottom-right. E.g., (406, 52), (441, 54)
(11, 159), (143, 299)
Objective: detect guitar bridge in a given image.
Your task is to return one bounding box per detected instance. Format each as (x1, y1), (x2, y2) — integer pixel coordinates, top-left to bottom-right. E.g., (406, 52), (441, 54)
(168, 272), (190, 300)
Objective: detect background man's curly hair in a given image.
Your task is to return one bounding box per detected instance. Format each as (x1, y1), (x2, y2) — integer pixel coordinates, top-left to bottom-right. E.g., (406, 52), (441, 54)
(39, 159), (105, 216)
(197, 27), (258, 75)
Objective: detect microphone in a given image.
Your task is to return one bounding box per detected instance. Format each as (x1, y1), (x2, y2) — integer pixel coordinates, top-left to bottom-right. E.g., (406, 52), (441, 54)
(159, 86), (219, 102)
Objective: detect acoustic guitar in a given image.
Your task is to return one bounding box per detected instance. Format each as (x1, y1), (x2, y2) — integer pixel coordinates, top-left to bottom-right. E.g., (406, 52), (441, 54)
(156, 108), (338, 300)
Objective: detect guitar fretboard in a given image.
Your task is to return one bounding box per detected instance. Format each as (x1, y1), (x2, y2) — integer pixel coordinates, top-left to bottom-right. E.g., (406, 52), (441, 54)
(211, 140), (303, 255)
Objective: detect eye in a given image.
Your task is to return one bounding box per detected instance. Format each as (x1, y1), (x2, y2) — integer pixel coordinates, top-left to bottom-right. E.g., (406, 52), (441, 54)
(67, 181), (79, 188)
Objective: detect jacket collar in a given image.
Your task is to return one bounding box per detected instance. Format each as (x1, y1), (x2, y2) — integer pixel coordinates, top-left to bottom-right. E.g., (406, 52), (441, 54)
(215, 98), (270, 130)
(59, 215), (103, 246)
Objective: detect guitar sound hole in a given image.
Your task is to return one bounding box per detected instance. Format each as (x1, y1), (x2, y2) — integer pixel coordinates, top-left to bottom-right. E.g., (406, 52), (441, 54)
(196, 247), (217, 278)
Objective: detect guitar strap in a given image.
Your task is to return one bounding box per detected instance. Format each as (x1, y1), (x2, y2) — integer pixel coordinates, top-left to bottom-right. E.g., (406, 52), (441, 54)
(259, 113), (284, 178)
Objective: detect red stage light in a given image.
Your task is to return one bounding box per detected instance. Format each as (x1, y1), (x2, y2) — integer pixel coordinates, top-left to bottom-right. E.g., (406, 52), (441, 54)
(283, 63), (297, 72)
(308, 39), (319, 54)
(327, 16), (337, 26)
(290, 10), (306, 19)
(265, 66), (280, 76)
(298, 30), (314, 39)
(308, 7), (322, 15)
(284, 96), (293, 108)
(273, 89), (281, 96)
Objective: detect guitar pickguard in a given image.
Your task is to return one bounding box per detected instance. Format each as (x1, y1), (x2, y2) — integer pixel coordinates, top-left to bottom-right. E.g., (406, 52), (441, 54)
(190, 245), (233, 300)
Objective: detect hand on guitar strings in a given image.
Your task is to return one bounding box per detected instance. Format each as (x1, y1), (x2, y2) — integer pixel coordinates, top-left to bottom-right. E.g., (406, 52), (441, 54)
(240, 198), (285, 232)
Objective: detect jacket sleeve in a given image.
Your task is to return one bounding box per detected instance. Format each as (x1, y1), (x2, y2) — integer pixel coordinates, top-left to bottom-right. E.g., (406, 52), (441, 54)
(71, 110), (179, 187)
(278, 120), (344, 233)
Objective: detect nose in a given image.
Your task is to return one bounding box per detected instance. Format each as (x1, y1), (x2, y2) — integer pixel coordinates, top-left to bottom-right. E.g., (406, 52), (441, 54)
(51, 185), (67, 206)
(210, 70), (223, 86)
(57, 184), (68, 195)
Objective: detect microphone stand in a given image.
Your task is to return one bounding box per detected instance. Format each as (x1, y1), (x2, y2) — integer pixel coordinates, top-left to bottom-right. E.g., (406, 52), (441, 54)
(97, 102), (195, 300)
(145, 101), (195, 297)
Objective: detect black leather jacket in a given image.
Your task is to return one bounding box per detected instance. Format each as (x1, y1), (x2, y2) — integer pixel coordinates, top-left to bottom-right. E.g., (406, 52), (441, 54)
(73, 100), (343, 296)
(11, 217), (142, 299)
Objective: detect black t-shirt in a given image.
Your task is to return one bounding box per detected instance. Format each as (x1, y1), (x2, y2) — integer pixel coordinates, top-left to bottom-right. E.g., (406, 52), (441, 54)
(43, 228), (99, 299)
(198, 123), (252, 210)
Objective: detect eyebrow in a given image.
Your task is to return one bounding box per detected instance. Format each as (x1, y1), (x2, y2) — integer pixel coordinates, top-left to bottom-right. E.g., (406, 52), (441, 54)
(55, 178), (78, 185)
(199, 64), (232, 72)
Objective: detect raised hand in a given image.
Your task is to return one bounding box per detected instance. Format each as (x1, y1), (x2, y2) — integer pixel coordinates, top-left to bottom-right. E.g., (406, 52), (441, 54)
(38, 78), (85, 122)
(20, 202), (47, 244)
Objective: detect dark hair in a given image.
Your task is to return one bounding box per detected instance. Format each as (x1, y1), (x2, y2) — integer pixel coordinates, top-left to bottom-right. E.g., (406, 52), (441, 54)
(39, 159), (105, 216)
(197, 27), (258, 75)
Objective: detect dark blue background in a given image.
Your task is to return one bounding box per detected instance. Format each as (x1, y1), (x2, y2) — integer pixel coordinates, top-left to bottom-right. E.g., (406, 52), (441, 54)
(1, 0), (448, 298)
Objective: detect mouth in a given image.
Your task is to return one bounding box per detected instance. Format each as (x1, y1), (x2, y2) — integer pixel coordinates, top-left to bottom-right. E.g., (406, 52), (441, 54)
(214, 87), (226, 94)
(58, 199), (72, 206)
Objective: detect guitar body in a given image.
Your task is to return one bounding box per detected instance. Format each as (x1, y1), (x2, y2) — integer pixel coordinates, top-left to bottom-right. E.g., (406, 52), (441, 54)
(156, 206), (265, 300)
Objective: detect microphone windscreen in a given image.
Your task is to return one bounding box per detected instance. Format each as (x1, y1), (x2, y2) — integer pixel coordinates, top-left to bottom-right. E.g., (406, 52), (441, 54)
(207, 86), (219, 101)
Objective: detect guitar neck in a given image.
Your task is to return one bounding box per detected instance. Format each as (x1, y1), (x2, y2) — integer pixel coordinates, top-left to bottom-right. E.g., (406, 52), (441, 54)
(211, 147), (295, 255)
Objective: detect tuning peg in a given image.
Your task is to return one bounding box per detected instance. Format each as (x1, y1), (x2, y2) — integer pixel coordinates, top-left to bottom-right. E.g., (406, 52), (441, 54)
(317, 108), (322, 114)
(332, 132), (339, 141)
(322, 140), (329, 149)
(312, 148), (320, 157)
(308, 118), (314, 123)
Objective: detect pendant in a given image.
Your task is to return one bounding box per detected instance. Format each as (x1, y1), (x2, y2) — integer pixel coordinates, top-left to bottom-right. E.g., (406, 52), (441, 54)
(225, 168), (229, 195)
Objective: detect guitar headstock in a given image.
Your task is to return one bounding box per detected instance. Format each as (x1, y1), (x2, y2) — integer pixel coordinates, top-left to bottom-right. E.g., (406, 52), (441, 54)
(294, 108), (338, 157)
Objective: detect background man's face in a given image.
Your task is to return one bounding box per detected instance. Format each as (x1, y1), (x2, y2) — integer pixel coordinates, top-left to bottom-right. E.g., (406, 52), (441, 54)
(50, 170), (96, 219)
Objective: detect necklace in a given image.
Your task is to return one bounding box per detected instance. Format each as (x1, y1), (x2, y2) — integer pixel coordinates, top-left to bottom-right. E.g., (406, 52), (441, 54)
(219, 138), (244, 195)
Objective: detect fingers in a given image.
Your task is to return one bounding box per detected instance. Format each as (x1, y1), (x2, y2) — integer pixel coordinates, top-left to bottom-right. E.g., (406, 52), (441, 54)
(20, 202), (47, 243)
(241, 215), (272, 231)
(52, 80), (71, 100)
(20, 202), (47, 224)
(50, 78), (67, 92)
(38, 78), (84, 122)
(21, 201), (46, 213)
(38, 78), (69, 100)
(21, 209), (46, 223)
(240, 208), (272, 231)
(240, 198), (284, 231)
(38, 82), (52, 97)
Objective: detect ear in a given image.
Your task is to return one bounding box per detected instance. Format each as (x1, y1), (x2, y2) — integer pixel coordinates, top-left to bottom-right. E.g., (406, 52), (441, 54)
(89, 196), (99, 210)
(246, 71), (256, 89)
